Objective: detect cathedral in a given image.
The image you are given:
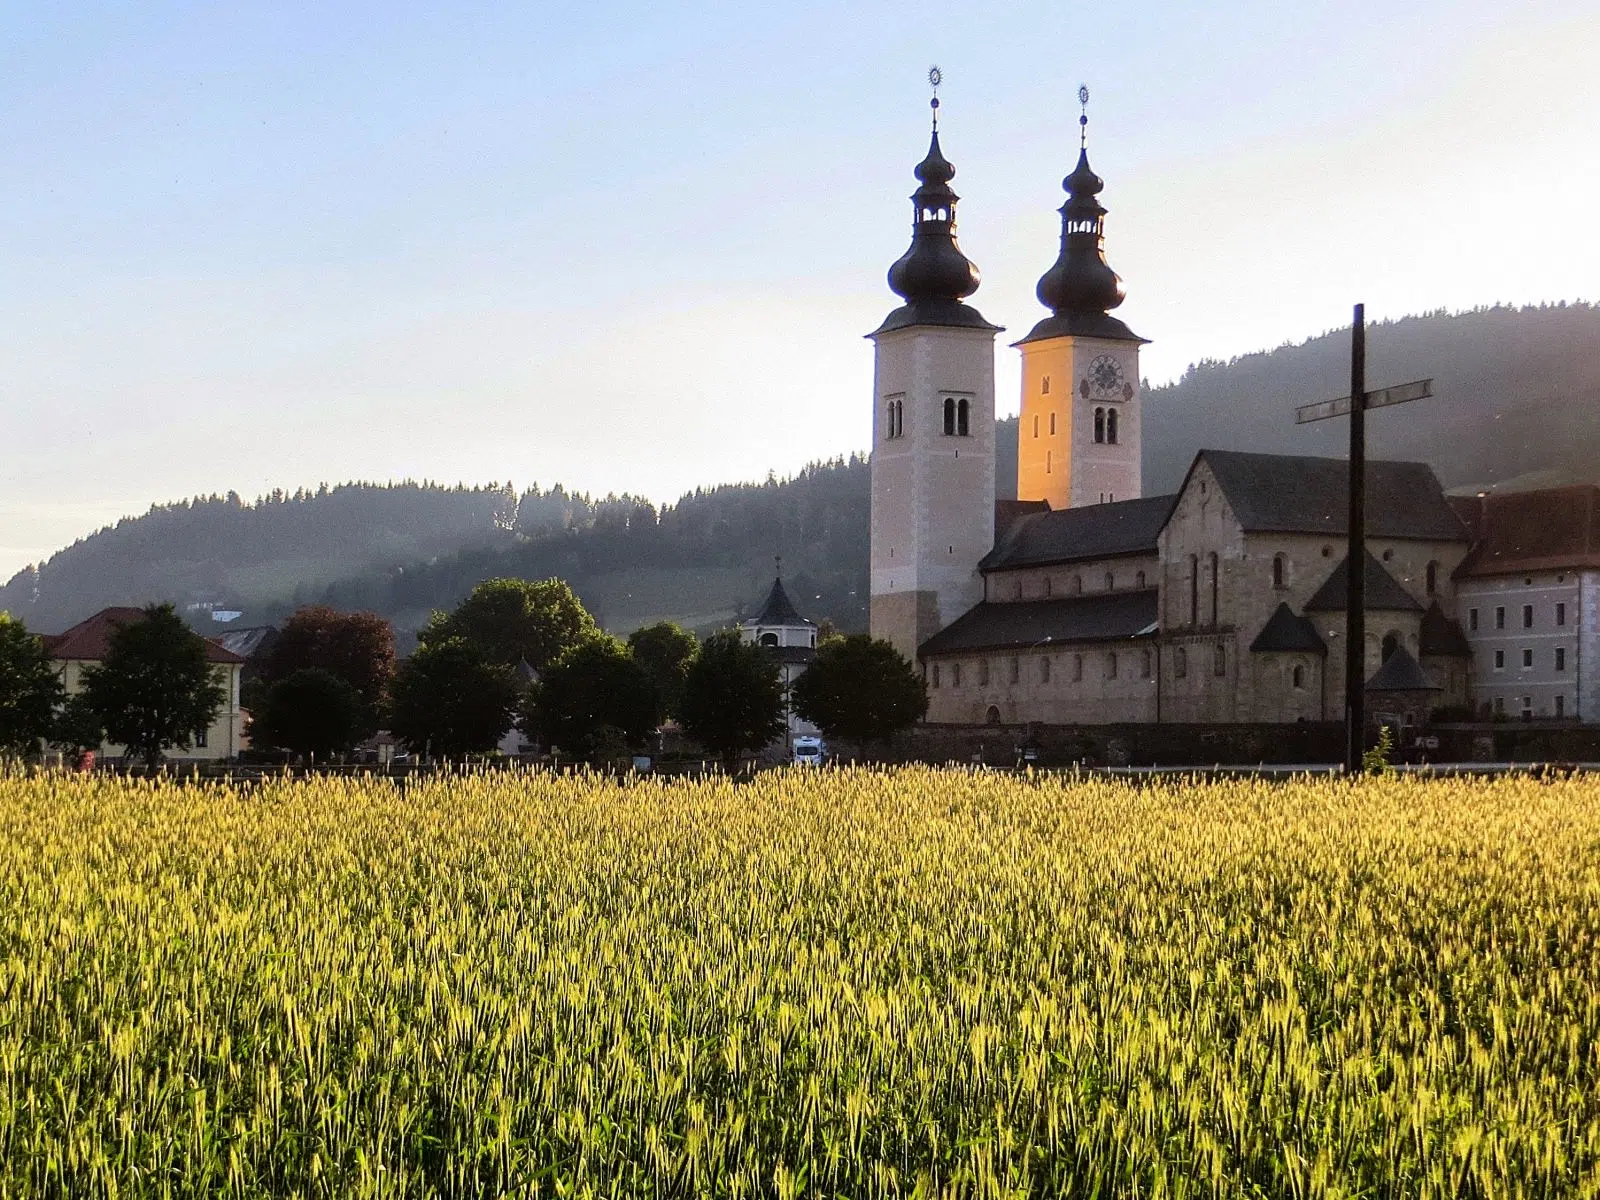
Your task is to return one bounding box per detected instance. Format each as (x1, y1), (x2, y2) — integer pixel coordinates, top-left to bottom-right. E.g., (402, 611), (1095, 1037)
(868, 97), (1476, 728)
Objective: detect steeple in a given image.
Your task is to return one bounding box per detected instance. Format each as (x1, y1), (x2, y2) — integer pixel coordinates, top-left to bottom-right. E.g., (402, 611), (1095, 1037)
(1021, 87), (1143, 345)
(872, 69), (998, 336)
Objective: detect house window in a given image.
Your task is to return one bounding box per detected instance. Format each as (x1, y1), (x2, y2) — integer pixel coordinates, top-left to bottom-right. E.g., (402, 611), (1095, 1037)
(1272, 554), (1286, 590)
(1049, 412), (1056, 435)
(943, 398), (956, 436)
(1072, 654), (1083, 682)
(1494, 650), (1505, 670)
(1174, 647), (1188, 679)
(1521, 696), (1533, 721)
(1556, 602), (1566, 626)
(193, 726), (208, 749)
(1292, 664), (1305, 689)
(1106, 652), (1118, 680)
(1009, 657), (1020, 684)
(1209, 552), (1220, 625)
(1522, 648), (1533, 669)
(1094, 408), (1105, 444)
(1522, 604), (1534, 629)
(1213, 643), (1226, 677)
(1425, 561), (1438, 595)
(1555, 647), (1566, 671)
(957, 398), (970, 437)
(1469, 608), (1479, 631)
(1556, 694), (1566, 718)
(1495, 607), (1505, 630)
(1106, 408), (1119, 444)
(932, 663), (941, 688)
(1039, 656), (1051, 684)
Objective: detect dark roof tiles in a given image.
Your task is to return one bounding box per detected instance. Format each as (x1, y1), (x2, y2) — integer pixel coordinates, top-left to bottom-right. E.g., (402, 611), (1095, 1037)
(748, 578), (814, 628)
(981, 494), (1174, 571)
(46, 607), (245, 664)
(920, 589), (1158, 656)
(1365, 645), (1440, 692)
(1304, 551), (1423, 613)
(1249, 603), (1327, 654)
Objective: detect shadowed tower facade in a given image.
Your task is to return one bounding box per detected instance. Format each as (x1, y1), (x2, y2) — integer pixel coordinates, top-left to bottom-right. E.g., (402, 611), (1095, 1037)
(1016, 92), (1148, 510)
(868, 86), (1002, 662)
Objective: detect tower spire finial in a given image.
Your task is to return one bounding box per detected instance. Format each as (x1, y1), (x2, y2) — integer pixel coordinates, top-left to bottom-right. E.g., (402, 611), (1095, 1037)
(1078, 83), (1089, 149)
(929, 65), (942, 132)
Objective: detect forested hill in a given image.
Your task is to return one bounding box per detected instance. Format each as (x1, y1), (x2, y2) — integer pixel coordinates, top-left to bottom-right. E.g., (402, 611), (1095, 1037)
(996, 301), (1600, 499)
(5, 303), (1596, 639)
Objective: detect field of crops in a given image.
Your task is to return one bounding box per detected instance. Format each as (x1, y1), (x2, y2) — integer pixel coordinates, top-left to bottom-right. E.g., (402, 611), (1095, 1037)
(1, 767), (1597, 1197)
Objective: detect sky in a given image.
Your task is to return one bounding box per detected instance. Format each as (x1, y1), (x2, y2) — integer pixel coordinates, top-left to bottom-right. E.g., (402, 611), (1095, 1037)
(1, 0), (1597, 578)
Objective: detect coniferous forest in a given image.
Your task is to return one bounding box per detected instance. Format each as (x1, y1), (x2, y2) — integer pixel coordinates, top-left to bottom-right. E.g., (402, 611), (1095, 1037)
(4, 303), (1597, 639)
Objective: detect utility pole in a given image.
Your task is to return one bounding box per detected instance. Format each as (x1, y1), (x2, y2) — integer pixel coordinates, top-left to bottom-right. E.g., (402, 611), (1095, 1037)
(1294, 305), (1433, 774)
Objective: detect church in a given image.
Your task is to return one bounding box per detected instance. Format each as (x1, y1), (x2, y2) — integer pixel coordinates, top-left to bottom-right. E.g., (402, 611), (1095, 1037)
(867, 96), (1476, 728)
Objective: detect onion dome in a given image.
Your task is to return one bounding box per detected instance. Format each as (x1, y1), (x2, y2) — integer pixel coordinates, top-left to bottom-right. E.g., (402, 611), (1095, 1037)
(870, 89), (999, 337)
(1018, 94), (1143, 346)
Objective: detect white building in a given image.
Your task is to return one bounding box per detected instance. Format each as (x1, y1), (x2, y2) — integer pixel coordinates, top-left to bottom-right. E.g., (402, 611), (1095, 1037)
(739, 576), (820, 744)
(1453, 485), (1600, 723)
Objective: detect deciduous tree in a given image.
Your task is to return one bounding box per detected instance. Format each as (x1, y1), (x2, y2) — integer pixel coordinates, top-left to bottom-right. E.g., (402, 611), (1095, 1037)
(792, 634), (926, 755)
(679, 631), (785, 772)
(0, 613), (63, 758)
(625, 622), (697, 720)
(522, 638), (659, 762)
(251, 669), (364, 761)
(421, 578), (598, 673)
(389, 638), (517, 760)
(81, 604), (227, 770)
(258, 606), (393, 736)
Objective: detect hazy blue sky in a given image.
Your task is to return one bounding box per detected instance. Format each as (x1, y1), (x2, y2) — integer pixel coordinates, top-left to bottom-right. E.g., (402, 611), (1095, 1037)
(2, 1), (1595, 578)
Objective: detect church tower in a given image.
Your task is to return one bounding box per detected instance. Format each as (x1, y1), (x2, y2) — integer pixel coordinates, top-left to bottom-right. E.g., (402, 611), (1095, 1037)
(869, 79), (1002, 662)
(1016, 90), (1147, 509)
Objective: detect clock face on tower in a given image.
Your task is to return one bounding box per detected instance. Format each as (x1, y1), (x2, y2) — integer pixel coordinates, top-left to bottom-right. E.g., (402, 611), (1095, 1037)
(1086, 354), (1125, 399)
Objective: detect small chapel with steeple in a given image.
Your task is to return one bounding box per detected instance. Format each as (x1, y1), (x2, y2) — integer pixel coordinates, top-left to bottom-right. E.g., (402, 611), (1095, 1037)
(868, 81), (1477, 731)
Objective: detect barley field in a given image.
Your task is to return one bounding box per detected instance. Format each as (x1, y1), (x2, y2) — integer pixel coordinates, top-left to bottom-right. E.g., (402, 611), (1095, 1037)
(1, 767), (1598, 1197)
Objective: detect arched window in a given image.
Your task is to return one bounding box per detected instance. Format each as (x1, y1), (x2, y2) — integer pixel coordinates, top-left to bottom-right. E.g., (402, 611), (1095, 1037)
(1426, 560), (1438, 595)
(977, 659), (989, 686)
(1213, 642), (1227, 677)
(1104, 571), (1114, 591)
(1049, 411), (1056, 436)
(1043, 576), (1052, 597)
(1292, 663), (1305, 689)
(759, 632), (778, 648)
(1136, 570), (1147, 589)
(1188, 554), (1200, 626)
(1209, 552), (1220, 625)
(957, 398), (970, 436)
(1072, 654), (1083, 682)
(885, 400), (895, 439)
(1041, 376), (1050, 395)
(986, 705), (1002, 725)
(894, 399), (903, 438)
(1106, 408), (1119, 444)
(1046, 450), (1052, 474)
(1174, 647), (1188, 679)
(1009, 657), (1020, 684)
(952, 662), (962, 686)
(1039, 656), (1051, 683)
(1106, 652), (1118, 679)
(931, 663), (941, 688)
(1094, 408), (1106, 444)
(1032, 414), (1039, 439)
(943, 398), (956, 436)
(1141, 649), (1152, 678)
(1273, 553), (1286, 590)
(1073, 575), (1083, 594)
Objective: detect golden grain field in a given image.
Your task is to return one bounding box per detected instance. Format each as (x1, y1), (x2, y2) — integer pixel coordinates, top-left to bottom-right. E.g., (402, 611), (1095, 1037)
(1, 766), (1597, 1197)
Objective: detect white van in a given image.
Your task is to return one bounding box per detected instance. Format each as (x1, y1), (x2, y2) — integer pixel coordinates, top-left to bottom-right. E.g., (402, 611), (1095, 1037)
(792, 736), (826, 766)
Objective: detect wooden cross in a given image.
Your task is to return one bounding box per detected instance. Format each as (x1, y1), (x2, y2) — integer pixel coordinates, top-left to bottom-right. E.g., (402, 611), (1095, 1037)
(1293, 304), (1433, 773)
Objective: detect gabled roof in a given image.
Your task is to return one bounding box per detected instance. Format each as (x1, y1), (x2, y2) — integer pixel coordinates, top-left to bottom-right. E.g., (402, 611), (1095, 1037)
(980, 494), (1175, 571)
(1419, 601), (1472, 658)
(1365, 645), (1440, 692)
(746, 578), (814, 628)
(1249, 603), (1326, 654)
(1450, 485), (1600, 576)
(212, 626), (277, 660)
(920, 589), (1158, 656)
(1192, 450), (1470, 542)
(1303, 551), (1423, 612)
(45, 607), (245, 664)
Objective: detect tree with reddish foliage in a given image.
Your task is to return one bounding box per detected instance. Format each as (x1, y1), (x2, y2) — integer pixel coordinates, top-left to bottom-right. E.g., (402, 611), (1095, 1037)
(259, 606), (394, 737)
